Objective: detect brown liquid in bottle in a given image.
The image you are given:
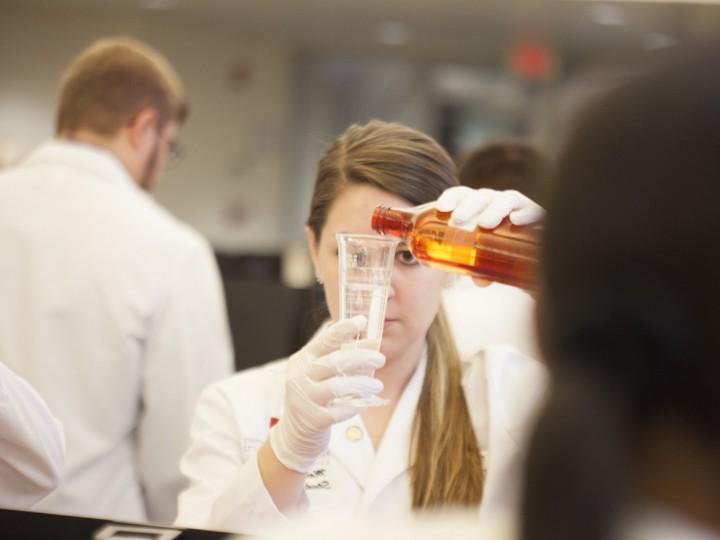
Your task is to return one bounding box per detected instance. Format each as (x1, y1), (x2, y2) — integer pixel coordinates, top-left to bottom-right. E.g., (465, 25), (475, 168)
(372, 204), (539, 290)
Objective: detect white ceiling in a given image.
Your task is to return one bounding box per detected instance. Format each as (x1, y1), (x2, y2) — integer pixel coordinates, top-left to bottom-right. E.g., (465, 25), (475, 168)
(3, 0), (720, 70)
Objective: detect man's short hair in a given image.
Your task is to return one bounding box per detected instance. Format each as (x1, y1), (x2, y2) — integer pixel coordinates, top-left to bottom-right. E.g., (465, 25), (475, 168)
(56, 37), (188, 136)
(457, 139), (548, 203)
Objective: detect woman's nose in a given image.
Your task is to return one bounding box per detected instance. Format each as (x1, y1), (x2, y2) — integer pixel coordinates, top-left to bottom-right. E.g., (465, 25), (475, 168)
(386, 278), (397, 299)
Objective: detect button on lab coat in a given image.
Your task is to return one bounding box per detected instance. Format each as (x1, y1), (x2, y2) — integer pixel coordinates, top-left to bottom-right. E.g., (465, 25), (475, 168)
(0, 361), (64, 509)
(0, 141), (234, 523)
(177, 346), (546, 535)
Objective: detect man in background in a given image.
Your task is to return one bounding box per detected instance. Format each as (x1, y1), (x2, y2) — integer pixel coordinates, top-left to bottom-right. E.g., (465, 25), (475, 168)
(444, 140), (549, 360)
(0, 37), (233, 524)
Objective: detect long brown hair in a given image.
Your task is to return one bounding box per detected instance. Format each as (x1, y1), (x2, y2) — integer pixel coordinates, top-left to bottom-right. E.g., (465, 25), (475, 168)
(308, 120), (484, 508)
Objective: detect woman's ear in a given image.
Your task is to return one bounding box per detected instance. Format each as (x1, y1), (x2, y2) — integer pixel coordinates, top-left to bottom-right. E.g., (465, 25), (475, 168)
(305, 226), (322, 283)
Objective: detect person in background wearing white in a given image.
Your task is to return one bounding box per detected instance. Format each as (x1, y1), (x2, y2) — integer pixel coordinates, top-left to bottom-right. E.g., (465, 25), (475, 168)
(176, 120), (546, 535)
(0, 37), (233, 524)
(444, 140), (550, 361)
(0, 361), (64, 510)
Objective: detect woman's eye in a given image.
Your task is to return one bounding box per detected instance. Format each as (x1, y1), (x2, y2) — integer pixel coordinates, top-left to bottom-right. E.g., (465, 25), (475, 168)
(396, 249), (418, 266)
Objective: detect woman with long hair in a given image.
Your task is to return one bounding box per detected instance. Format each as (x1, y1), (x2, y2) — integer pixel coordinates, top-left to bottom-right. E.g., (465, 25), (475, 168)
(176, 120), (546, 535)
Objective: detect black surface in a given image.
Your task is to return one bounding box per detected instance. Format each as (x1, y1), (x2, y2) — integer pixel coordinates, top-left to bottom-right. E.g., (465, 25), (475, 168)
(0, 509), (236, 539)
(214, 252), (328, 371)
(223, 279), (326, 371)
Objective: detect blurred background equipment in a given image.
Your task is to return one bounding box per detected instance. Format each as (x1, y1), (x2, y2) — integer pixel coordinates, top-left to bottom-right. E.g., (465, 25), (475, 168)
(2, 0), (717, 369)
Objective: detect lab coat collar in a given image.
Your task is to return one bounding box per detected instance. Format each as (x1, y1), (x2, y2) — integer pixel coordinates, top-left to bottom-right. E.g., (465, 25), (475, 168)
(23, 140), (136, 191)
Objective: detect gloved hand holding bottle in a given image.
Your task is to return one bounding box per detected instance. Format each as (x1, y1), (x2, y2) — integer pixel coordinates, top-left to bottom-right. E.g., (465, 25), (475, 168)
(435, 186), (545, 229)
(372, 187), (544, 290)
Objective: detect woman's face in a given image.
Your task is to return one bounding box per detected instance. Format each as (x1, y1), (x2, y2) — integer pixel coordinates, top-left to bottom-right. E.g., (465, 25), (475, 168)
(306, 183), (447, 361)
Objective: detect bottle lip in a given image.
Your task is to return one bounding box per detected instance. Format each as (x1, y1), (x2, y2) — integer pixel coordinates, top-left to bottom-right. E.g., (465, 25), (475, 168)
(371, 206), (392, 233)
(371, 205), (415, 237)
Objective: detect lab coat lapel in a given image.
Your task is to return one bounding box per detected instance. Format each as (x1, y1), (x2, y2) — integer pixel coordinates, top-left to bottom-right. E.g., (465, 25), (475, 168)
(327, 415), (375, 490)
(359, 351), (428, 511)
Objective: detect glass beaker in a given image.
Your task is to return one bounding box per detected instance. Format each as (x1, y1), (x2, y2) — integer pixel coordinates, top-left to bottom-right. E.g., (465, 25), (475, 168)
(335, 233), (399, 407)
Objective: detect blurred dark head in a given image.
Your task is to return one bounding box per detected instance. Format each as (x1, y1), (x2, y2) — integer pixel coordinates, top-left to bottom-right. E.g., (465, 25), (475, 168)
(524, 42), (720, 540)
(541, 44), (720, 438)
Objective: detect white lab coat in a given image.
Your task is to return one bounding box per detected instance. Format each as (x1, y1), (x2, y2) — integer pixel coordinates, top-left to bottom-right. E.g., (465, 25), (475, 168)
(444, 277), (540, 360)
(0, 361), (65, 509)
(177, 345), (546, 536)
(0, 141), (234, 523)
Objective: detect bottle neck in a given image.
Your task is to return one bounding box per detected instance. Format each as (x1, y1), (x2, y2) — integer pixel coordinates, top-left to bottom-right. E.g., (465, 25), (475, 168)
(371, 206), (415, 238)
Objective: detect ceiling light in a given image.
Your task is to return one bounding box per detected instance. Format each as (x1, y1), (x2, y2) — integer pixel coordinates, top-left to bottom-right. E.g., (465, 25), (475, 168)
(645, 32), (677, 50)
(570, 0), (720, 4)
(372, 21), (412, 46)
(590, 3), (627, 25)
(141, 0), (178, 10)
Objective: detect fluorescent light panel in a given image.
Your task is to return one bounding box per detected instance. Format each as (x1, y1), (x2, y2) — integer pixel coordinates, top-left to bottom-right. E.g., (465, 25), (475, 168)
(570, 0), (720, 4)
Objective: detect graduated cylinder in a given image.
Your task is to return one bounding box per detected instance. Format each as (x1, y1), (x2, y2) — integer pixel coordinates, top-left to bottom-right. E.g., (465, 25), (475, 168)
(371, 203), (539, 291)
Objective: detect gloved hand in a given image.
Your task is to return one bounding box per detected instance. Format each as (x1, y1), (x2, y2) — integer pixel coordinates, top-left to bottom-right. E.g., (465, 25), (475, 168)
(270, 316), (385, 473)
(436, 187), (545, 287)
(435, 186), (545, 230)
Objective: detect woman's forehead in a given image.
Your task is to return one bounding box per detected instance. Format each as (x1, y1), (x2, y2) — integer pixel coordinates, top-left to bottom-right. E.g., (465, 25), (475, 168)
(325, 184), (411, 226)
(319, 185), (410, 242)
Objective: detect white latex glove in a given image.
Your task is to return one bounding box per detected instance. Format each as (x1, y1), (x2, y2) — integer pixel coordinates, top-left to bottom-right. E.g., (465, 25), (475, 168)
(270, 316), (385, 473)
(436, 187), (544, 288)
(435, 187), (545, 230)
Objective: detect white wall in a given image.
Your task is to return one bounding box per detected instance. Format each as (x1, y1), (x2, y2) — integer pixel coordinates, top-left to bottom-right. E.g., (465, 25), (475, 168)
(0, 7), (292, 253)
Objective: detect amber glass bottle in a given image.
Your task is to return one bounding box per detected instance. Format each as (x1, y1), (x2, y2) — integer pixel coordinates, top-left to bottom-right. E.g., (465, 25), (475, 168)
(371, 203), (539, 290)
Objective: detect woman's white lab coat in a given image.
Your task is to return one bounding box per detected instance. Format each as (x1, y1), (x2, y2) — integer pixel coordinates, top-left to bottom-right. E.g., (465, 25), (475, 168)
(0, 361), (64, 509)
(176, 346), (546, 536)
